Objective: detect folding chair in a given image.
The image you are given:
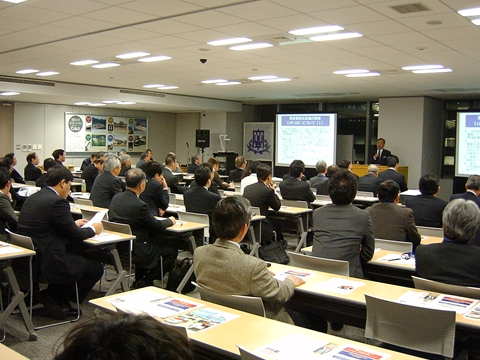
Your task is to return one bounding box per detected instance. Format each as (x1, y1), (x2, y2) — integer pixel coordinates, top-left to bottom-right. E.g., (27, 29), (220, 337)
(412, 276), (480, 300)
(375, 238), (413, 253)
(287, 251), (349, 276)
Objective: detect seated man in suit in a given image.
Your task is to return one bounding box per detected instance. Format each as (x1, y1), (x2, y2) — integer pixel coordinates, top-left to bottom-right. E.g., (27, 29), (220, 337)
(378, 155), (408, 192)
(358, 164), (383, 196)
(163, 154), (186, 194)
(0, 156), (26, 210)
(309, 160), (328, 195)
(135, 151), (151, 173)
(80, 153), (95, 171)
(90, 155), (125, 208)
(5, 152), (24, 184)
(279, 159), (315, 207)
(109, 168), (177, 289)
(243, 163), (282, 244)
(36, 158), (56, 188)
(24, 152), (42, 182)
(405, 174), (447, 228)
(369, 138), (391, 165)
(18, 166), (103, 318)
(312, 170), (375, 278)
(0, 167), (17, 241)
(187, 155), (200, 174)
(338, 159), (359, 181)
(228, 156), (246, 182)
(52, 149), (66, 167)
(367, 180), (421, 249)
(81, 158), (104, 192)
(139, 161), (169, 216)
(193, 196), (305, 324)
(119, 155), (132, 177)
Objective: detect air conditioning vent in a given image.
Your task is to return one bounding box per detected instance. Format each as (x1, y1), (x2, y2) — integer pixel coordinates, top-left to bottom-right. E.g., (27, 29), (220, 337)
(390, 3), (431, 14)
(120, 89), (165, 97)
(0, 76), (55, 87)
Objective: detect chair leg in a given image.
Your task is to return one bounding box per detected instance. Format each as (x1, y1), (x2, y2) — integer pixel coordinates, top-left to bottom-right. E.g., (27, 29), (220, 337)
(0, 288), (5, 343)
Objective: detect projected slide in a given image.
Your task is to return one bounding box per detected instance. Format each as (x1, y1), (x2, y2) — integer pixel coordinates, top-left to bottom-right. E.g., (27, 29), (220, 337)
(275, 113), (337, 168)
(456, 112), (480, 176)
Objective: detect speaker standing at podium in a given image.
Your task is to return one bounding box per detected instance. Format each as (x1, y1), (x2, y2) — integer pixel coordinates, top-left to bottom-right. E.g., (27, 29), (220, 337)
(370, 138), (391, 166)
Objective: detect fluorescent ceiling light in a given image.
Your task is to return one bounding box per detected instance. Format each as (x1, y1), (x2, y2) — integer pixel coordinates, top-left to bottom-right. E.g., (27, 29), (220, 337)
(310, 32), (362, 41)
(117, 101), (136, 105)
(74, 102), (92, 106)
(143, 84), (164, 88)
(248, 75), (277, 81)
(402, 64), (443, 71)
(92, 63), (120, 69)
(458, 7), (480, 17)
(90, 103), (106, 106)
(230, 43), (273, 51)
(0, 91), (20, 96)
(201, 79), (228, 84)
(215, 82), (241, 86)
(333, 69), (369, 75)
(70, 59), (99, 66)
(262, 78), (291, 82)
(16, 69), (38, 74)
(102, 100), (120, 104)
(345, 72), (380, 77)
(2, 0), (27, 3)
(472, 19), (480, 25)
(207, 37), (252, 46)
(289, 25), (344, 36)
(138, 56), (172, 62)
(116, 52), (150, 59)
(157, 86), (178, 90)
(36, 71), (59, 76)
(412, 68), (452, 74)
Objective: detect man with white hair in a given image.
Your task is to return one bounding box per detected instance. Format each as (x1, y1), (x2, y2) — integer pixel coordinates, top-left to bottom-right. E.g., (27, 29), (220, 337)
(90, 155), (125, 208)
(358, 164), (383, 197)
(309, 160), (328, 195)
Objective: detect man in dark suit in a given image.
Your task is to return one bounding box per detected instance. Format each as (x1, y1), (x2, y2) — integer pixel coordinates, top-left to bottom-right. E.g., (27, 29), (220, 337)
(0, 167), (17, 241)
(312, 170), (375, 278)
(370, 138), (391, 166)
(80, 153), (95, 171)
(109, 168), (177, 288)
(36, 158), (56, 188)
(119, 155), (132, 176)
(90, 155), (125, 208)
(139, 161), (169, 216)
(367, 180), (421, 249)
(187, 155), (200, 174)
(5, 153), (24, 184)
(405, 174), (447, 228)
(24, 152), (42, 182)
(378, 155), (408, 192)
(18, 166), (103, 318)
(52, 149), (66, 167)
(358, 164), (383, 196)
(228, 156), (246, 182)
(135, 151), (151, 173)
(81, 159), (103, 192)
(243, 163), (282, 244)
(279, 160), (315, 207)
(163, 154), (186, 194)
(338, 159), (359, 181)
(309, 160), (328, 195)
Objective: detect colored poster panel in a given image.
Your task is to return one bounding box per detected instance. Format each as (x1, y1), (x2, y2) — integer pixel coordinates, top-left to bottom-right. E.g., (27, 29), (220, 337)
(243, 122), (274, 161)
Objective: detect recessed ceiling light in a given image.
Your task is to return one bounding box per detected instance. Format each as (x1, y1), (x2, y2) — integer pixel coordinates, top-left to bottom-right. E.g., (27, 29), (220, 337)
(262, 78), (291, 82)
(345, 72), (380, 77)
(0, 91), (20, 96)
(157, 86), (179, 90)
(2, 0), (27, 3)
(102, 100), (120, 104)
(74, 102), (92, 106)
(143, 84), (164, 88)
(117, 101), (136, 105)
(310, 32), (362, 41)
(16, 69), (38, 74)
(333, 69), (369, 75)
(70, 59), (99, 66)
(201, 79), (228, 84)
(36, 71), (59, 76)
(289, 25), (344, 36)
(92, 63), (120, 69)
(229, 43), (273, 51)
(215, 82), (241, 86)
(458, 7), (480, 17)
(138, 56), (172, 63)
(472, 19), (480, 25)
(412, 68), (452, 74)
(402, 65), (443, 71)
(207, 37), (252, 46)
(116, 52), (150, 59)
(248, 75), (278, 81)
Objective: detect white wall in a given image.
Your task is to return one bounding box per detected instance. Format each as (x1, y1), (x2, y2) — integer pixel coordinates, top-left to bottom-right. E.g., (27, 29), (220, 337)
(199, 112), (227, 160)
(175, 113), (200, 166)
(227, 105), (253, 156)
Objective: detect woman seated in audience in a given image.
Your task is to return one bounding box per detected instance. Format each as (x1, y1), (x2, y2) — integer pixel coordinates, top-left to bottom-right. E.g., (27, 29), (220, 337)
(207, 157), (232, 190)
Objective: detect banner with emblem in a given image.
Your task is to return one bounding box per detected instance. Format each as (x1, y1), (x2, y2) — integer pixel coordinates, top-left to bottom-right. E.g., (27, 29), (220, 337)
(243, 122), (274, 161)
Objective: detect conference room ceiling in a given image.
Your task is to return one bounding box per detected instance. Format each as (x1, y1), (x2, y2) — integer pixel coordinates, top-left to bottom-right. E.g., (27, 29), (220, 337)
(1, 0), (480, 112)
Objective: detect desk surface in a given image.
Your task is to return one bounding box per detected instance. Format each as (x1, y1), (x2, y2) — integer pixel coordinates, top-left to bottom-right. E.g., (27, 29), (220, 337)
(70, 203), (109, 215)
(90, 286), (420, 360)
(0, 241), (35, 261)
(312, 196), (378, 208)
(0, 344), (28, 360)
(83, 230), (136, 245)
(271, 206), (312, 215)
(11, 183), (32, 189)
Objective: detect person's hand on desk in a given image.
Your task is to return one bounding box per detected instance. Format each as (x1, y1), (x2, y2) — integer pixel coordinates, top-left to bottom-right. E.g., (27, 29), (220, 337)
(286, 275), (305, 287)
(92, 222), (103, 234)
(169, 216), (177, 225)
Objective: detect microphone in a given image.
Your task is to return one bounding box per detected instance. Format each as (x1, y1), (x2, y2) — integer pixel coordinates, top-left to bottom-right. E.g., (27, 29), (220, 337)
(186, 142), (189, 147)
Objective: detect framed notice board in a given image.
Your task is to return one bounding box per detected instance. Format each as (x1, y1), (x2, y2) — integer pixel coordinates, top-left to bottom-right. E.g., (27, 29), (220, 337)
(65, 113), (148, 153)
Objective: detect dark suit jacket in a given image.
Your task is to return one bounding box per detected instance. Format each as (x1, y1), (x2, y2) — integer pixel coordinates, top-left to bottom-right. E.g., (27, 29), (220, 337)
(405, 195), (447, 228)
(36, 174), (47, 188)
(228, 167), (244, 182)
(80, 157), (91, 171)
(312, 204), (375, 278)
(378, 169), (408, 192)
(10, 168), (24, 184)
(135, 159), (148, 173)
(212, 171), (230, 190)
(81, 163), (99, 192)
(416, 242), (480, 287)
(24, 163), (42, 182)
(370, 148), (391, 165)
(187, 163), (199, 174)
(139, 177), (169, 216)
(184, 185), (221, 216)
(366, 202), (421, 249)
(358, 174), (383, 196)
(163, 168), (186, 194)
(119, 164), (131, 177)
(0, 193), (17, 241)
(309, 174), (328, 195)
(89, 171), (125, 208)
(17, 187), (95, 283)
(109, 189), (173, 269)
(279, 177), (315, 206)
(450, 191), (480, 246)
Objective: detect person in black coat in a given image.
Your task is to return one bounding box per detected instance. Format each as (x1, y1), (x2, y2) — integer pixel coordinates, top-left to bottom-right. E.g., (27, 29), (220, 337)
(163, 154), (186, 194)
(310, 160), (328, 195)
(279, 160), (315, 207)
(228, 156), (246, 182)
(81, 159), (104, 192)
(5, 153), (24, 184)
(36, 158), (57, 188)
(358, 164), (383, 196)
(24, 152), (42, 182)
(378, 155), (408, 192)
(90, 155), (125, 208)
(139, 161), (169, 216)
(187, 155), (200, 174)
(18, 166), (103, 316)
(369, 138), (391, 166)
(109, 168), (177, 288)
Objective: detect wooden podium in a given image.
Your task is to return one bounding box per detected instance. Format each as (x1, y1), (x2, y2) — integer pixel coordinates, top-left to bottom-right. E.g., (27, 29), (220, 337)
(352, 164), (409, 184)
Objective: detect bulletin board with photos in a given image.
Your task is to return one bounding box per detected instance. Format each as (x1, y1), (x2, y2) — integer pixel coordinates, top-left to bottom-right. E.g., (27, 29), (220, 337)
(65, 113), (148, 153)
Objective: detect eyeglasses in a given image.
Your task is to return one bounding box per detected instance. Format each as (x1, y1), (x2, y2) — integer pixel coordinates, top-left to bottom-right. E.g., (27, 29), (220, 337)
(401, 252), (415, 260)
